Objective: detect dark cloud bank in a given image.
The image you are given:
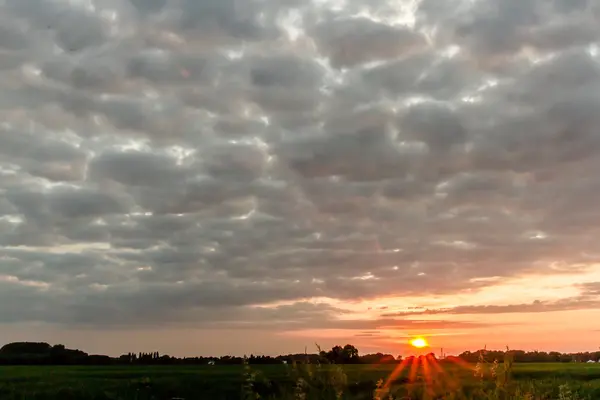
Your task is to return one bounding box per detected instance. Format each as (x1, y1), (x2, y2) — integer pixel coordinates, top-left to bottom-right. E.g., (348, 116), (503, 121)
(1, 0), (600, 329)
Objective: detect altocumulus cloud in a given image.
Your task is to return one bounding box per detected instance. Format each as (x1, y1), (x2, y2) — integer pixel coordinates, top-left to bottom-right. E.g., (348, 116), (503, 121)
(0, 0), (600, 329)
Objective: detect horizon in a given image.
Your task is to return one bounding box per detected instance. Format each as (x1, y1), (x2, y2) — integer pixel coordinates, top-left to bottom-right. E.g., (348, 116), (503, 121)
(1, 0), (600, 357)
(2, 340), (600, 360)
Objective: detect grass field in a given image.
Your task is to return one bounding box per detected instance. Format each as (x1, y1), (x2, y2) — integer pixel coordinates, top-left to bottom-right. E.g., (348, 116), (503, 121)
(1, 362), (600, 399)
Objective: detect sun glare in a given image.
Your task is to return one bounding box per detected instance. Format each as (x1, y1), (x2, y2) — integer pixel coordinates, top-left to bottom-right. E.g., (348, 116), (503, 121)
(409, 337), (428, 348)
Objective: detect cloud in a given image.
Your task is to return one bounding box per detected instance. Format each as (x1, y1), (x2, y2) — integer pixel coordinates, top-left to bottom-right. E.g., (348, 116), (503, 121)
(354, 331), (382, 338)
(0, 0), (598, 332)
(579, 282), (600, 296)
(309, 17), (427, 68)
(201, 303), (489, 331)
(382, 290), (600, 317)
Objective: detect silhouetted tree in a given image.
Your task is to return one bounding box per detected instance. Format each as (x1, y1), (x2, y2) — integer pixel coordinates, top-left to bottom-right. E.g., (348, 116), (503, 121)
(0, 341), (598, 366)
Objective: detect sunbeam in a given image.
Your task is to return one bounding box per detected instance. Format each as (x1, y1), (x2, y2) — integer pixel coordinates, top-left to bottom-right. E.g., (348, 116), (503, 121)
(378, 351), (479, 398)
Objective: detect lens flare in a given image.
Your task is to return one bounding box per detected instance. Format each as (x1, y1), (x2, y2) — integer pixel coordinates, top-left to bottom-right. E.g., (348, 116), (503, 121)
(379, 353), (476, 398)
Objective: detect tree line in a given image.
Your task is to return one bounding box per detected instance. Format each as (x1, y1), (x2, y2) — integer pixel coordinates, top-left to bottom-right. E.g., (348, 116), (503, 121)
(457, 349), (600, 363)
(0, 342), (598, 366)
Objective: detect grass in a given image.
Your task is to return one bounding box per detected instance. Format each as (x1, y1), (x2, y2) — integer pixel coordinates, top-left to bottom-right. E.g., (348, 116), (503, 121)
(0, 361), (600, 399)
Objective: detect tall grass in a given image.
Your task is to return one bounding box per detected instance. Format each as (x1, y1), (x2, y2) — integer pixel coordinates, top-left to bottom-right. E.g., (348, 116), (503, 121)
(1, 353), (599, 399)
(239, 347), (596, 399)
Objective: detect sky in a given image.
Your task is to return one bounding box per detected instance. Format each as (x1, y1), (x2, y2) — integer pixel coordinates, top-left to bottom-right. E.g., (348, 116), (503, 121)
(1, 0), (600, 358)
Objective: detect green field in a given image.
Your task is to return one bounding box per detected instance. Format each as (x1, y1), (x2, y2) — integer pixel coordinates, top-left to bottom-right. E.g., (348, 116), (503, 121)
(1, 362), (600, 399)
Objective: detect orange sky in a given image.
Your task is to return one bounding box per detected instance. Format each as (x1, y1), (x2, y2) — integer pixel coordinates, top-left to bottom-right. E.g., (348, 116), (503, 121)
(2, 264), (599, 357)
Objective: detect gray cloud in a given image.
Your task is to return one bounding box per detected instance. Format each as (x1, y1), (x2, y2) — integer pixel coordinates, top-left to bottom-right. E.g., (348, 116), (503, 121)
(0, 0), (599, 330)
(385, 298), (600, 316)
(309, 17), (427, 68)
(382, 285), (600, 316)
(88, 150), (190, 187)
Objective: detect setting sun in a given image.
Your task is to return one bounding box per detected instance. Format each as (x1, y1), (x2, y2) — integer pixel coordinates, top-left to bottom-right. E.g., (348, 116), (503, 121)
(409, 337), (429, 348)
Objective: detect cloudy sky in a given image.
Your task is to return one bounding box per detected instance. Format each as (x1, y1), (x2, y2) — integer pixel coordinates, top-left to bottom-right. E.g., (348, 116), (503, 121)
(1, 0), (600, 357)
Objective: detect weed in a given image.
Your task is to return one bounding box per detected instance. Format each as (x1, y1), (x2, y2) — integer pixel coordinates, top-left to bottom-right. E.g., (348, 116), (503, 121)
(1, 352), (600, 399)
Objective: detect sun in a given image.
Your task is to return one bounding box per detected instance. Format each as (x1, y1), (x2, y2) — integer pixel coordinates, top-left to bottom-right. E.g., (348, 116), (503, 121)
(409, 337), (429, 348)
